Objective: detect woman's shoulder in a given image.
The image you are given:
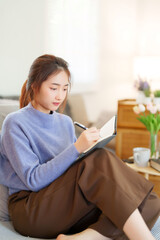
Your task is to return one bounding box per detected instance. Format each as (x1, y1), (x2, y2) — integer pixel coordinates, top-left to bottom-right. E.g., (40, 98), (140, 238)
(2, 106), (29, 128)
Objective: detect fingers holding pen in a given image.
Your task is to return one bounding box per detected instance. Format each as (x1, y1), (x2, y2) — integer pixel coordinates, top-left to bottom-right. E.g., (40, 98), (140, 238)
(74, 127), (100, 153)
(84, 127), (100, 141)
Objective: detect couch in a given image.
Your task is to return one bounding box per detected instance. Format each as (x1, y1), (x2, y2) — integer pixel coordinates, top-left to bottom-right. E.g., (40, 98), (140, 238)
(0, 96), (159, 239)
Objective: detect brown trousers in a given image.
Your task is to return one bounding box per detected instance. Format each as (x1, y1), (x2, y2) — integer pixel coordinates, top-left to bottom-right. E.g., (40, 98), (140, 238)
(8, 149), (160, 239)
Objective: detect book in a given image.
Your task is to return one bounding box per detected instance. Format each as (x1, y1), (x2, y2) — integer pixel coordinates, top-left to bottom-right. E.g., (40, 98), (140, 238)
(77, 115), (117, 160)
(150, 158), (160, 172)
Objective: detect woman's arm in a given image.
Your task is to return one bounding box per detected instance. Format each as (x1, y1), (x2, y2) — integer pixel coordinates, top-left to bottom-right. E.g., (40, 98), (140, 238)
(1, 120), (79, 192)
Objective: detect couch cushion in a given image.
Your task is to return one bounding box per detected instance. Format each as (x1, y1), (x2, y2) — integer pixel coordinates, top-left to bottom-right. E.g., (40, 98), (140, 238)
(0, 184), (10, 221)
(151, 216), (160, 239)
(0, 99), (19, 130)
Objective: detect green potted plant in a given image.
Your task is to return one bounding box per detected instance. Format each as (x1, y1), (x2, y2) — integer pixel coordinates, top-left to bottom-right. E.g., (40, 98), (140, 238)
(154, 90), (160, 104)
(144, 89), (152, 105)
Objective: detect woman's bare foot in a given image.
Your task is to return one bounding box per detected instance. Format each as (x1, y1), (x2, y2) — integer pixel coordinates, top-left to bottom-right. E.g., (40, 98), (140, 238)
(56, 228), (111, 240)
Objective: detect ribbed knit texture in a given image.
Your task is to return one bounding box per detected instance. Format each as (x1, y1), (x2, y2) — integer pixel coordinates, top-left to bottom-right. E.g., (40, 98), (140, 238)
(0, 103), (79, 195)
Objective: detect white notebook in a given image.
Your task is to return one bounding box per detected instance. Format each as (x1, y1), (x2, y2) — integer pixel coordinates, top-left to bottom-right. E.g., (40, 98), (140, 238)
(77, 115), (117, 160)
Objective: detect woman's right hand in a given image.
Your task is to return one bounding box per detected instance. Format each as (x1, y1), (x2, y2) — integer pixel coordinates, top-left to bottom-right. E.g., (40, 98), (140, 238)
(74, 127), (100, 153)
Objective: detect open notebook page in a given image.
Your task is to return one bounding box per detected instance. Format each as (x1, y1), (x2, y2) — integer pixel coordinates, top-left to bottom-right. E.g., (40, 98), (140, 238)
(83, 115), (116, 154)
(99, 115), (116, 138)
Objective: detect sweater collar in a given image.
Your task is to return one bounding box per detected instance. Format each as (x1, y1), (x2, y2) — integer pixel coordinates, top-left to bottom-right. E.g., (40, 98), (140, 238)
(26, 103), (56, 128)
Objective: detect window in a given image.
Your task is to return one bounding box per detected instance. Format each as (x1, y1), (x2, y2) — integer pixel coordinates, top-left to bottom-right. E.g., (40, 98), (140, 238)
(44, 0), (100, 93)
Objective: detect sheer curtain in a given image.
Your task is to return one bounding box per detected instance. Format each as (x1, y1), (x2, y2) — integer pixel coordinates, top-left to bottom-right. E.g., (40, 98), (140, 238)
(44, 0), (100, 93)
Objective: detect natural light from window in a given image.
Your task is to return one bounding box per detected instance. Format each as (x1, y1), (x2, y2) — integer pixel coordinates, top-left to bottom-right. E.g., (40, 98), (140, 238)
(44, 0), (100, 93)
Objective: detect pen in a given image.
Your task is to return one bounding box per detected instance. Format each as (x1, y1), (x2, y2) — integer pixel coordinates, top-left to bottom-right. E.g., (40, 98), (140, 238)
(74, 121), (88, 130)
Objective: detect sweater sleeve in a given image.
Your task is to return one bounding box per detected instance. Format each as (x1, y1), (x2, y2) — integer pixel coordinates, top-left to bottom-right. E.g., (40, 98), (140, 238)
(1, 118), (80, 192)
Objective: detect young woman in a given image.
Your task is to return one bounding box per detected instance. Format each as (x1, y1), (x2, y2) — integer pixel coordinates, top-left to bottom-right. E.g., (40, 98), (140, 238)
(0, 54), (160, 240)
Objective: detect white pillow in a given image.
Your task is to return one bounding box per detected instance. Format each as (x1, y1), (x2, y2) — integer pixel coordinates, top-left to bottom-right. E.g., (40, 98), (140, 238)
(0, 184), (10, 221)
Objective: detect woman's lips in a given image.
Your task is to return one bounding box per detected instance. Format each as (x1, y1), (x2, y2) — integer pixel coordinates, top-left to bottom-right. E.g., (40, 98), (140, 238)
(53, 102), (61, 106)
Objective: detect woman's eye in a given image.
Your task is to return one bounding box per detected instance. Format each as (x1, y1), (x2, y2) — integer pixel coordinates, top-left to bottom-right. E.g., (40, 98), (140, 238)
(64, 88), (68, 91)
(50, 88), (57, 91)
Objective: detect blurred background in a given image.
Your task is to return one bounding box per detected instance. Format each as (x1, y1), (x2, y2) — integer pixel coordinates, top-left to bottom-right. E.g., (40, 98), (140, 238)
(1, 0), (160, 123)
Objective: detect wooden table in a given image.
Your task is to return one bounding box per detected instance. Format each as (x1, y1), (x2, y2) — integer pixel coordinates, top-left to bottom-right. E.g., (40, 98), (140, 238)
(126, 162), (160, 180)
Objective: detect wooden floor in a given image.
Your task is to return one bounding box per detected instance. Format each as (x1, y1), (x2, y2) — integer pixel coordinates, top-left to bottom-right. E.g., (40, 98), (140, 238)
(149, 175), (160, 197)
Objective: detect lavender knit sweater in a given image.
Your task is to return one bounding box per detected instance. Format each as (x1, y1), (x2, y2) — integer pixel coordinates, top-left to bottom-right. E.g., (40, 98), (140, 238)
(0, 103), (79, 195)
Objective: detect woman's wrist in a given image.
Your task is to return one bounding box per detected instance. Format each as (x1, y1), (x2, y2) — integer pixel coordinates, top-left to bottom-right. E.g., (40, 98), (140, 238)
(74, 142), (82, 154)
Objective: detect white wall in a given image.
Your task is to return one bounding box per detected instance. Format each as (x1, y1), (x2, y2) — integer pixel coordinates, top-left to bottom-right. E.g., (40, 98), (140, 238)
(83, 0), (160, 122)
(1, 0), (160, 122)
(136, 0), (160, 56)
(84, 0), (138, 121)
(0, 0), (46, 95)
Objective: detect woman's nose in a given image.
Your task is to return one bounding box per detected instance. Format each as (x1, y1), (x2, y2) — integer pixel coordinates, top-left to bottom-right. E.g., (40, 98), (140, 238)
(56, 90), (63, 100)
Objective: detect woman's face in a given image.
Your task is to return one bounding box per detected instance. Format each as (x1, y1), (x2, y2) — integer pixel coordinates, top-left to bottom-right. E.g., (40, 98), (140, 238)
(32, 70), (69, 113)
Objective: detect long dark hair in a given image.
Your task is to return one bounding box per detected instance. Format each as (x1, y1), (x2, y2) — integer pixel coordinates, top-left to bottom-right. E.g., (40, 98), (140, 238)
(19, 54), (71, 112)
